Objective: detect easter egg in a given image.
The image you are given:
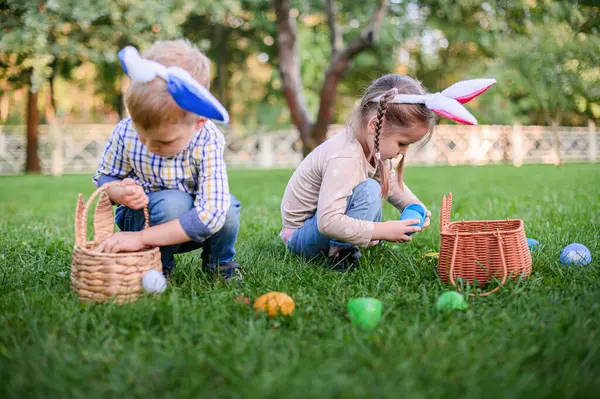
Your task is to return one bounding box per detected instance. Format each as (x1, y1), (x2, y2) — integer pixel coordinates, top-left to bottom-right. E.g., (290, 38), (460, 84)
(253, 292), (295, 316)
(142, 269), (167, 294)
(560, 243), (592, 266)
(527, 238), (540, 251)
(400, 203), (427, 235)
(435, 291), (468, 311)
(347, 297), (382, 330)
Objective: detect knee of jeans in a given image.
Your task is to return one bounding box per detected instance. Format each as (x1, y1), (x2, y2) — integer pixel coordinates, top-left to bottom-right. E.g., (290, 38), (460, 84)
(354, 178), (381, 202)
(150, 190), (194, 225)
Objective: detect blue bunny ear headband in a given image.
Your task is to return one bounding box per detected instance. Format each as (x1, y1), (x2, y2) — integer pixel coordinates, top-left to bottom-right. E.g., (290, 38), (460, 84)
(118, 46), (230, 124)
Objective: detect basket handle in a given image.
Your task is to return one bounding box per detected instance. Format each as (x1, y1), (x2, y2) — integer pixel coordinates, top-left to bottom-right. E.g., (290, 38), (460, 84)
(449, 230), (508, 297)
(440, 192), (452, 232)
(75, 180), (150, 247)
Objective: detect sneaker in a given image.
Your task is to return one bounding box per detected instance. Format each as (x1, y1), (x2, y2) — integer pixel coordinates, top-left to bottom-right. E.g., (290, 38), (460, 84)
(327, 248), (362, 272)
(163, 268), (172, 283)
(203, 261), (244, 283)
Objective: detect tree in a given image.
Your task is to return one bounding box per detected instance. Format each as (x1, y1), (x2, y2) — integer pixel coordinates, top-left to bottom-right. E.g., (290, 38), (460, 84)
(495, 22), (600, 165)
(273, 0), (388, 155)
(0, 0), (198, 172)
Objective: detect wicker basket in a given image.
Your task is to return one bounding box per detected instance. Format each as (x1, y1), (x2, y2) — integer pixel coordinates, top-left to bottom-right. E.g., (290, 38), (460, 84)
(437, 193), (532, 296)
(70, 181), (162, 304)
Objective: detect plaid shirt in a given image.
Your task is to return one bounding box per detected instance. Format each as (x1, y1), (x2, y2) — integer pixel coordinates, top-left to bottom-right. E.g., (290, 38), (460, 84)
(93, 117), (230, 242)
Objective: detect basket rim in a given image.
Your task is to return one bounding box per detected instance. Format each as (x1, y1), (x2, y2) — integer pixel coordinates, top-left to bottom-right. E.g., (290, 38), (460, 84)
(441, 219), (524, 236)
(73, 244), (160, 258)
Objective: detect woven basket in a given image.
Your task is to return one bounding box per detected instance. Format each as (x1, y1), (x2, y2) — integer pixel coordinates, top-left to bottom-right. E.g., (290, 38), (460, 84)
(437, 193), (532, 296)
(70, 181), (162, 304)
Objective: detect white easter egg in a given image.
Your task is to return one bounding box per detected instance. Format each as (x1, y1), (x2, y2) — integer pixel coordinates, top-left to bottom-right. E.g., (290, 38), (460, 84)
(142, 269), (167, 294)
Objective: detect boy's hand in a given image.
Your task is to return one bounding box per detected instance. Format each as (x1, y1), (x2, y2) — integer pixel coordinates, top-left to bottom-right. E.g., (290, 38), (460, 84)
(96, 231), (146, 253)
(106, 178), (148, 210)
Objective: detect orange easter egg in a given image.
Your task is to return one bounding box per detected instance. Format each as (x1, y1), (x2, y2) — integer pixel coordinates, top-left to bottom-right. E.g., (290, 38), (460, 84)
(253, 292), (295, 317)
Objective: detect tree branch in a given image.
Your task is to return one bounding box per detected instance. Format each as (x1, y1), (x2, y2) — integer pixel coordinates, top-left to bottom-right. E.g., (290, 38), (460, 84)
(326, 0), (342, 57)
(313, 0), (388, 137)
(274, 0), (312, 136)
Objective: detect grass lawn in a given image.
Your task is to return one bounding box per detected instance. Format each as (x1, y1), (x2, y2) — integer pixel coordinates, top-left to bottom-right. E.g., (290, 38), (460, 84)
(0, 164), (599, 398)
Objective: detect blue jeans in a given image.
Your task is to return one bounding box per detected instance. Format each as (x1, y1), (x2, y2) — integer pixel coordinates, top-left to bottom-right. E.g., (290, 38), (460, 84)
(287, 179), (382, 259)
(115, 190), (241, 273)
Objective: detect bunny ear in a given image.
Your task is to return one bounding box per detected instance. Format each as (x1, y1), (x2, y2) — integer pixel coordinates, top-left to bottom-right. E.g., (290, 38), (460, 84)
(118, 46), (167, 83)
(117, 45), (230, 124)
(426, 94), (478, 125)
(440, 78), (496, 104)
(167, 67), (230, 124)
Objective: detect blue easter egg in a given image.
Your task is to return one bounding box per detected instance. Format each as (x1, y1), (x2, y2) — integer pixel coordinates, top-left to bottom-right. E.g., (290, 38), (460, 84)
(400, 203), (427, 235)
(527, 238), (540, 251)
(560, 243), (592, 266)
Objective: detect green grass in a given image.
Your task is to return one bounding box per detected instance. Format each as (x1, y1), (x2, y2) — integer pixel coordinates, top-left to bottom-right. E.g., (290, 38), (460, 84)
(1, 164), (599, 398)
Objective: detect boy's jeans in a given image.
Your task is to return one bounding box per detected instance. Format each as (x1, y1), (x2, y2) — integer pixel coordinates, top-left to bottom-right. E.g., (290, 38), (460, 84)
(286, 179), (382, 259)
(115, 190), (241, 273)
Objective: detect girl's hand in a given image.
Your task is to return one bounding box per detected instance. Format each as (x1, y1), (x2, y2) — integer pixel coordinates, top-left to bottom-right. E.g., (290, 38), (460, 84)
(372, 220), (422, 243)
(96, 231), (146, 253)
(422, 209), (432, 229)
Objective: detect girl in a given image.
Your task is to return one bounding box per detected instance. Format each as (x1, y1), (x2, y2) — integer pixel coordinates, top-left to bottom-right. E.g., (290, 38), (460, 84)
(279, 74), (495, 270)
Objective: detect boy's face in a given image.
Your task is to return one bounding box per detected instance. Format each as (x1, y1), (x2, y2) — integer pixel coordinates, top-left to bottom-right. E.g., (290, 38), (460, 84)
(137, 118), (207, 158)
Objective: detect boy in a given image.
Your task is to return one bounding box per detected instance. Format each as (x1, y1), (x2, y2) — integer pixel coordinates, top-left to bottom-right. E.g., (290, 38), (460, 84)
(93, 39), (242, 282)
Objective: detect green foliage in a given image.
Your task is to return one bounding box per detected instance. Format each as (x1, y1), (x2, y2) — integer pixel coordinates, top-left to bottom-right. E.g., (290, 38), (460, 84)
(1, 0), (597, 126)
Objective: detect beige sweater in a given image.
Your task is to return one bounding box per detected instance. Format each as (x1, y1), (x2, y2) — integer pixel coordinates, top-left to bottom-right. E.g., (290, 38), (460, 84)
(280, 128), (418, 247)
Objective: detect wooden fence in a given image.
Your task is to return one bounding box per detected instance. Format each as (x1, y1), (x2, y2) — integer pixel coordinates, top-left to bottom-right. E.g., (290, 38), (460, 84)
(0, 121), (597, 175)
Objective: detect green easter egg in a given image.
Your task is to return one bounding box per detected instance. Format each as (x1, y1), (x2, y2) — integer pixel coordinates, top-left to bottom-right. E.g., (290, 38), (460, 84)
(347, 298), (383, 330)
(435, 291), (468, 311)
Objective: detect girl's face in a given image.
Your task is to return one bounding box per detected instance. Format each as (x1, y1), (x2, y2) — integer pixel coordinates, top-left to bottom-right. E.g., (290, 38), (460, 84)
(364, 117), (430, 161)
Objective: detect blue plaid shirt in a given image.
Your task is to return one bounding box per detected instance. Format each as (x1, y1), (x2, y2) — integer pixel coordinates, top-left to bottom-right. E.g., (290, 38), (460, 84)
(93, 117), (230, 242)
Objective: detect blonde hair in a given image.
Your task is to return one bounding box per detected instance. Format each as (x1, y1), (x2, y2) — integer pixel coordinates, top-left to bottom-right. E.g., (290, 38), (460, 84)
(353, 74), (436, 198)
(124, 39), (212, 131)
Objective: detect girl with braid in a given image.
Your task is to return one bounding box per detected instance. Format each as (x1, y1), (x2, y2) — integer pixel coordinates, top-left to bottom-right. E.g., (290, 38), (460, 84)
(279, 74), (496, 270)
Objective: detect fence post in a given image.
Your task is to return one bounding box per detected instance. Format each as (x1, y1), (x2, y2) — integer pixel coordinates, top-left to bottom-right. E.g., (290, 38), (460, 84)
(469, 128), (479, 165)
(50, 122), (64, 176)
(426, 133), (436, 165)
(258, 134), (274, 168)
(0, 124), (4, 155)
(512, 123), (523, 166)
(589, 120), (597, 163)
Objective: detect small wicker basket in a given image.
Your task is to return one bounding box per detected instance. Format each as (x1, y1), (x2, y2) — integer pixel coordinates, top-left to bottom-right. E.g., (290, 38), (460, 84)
(437, 193), (532, 296)
(70, 181), (162, 304)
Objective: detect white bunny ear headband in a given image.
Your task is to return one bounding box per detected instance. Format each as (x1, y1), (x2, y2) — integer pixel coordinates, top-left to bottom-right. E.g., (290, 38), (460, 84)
(118, 46), (230, 124)
(373, 78), (497, 125)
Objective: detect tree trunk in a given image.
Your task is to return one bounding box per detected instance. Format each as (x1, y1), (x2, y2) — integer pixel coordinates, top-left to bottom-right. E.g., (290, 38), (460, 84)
(0, 93), (9, 121)
(49, 63), (58, 114)
(26, 88), (41, 174)
(213, 23), (232, 111)
(274, 0), (388, 156)
(300, 126), (318, 157)
(46, 73), (58, 123)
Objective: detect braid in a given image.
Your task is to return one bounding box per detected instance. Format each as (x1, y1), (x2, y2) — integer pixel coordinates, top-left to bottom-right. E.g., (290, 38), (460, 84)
(373, 88), (397, 198)
(374, 88), (397, 156)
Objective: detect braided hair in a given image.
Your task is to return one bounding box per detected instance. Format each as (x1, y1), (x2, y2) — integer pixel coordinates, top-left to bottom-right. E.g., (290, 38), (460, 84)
(373, 87), (398, 197)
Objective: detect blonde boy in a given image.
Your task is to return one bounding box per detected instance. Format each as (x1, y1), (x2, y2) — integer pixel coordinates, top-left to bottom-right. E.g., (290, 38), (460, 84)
(93, 39), (241, 282)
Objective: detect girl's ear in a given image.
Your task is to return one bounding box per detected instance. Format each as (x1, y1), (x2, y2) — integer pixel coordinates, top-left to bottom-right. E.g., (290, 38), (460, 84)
(367, 116), (377, 133)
